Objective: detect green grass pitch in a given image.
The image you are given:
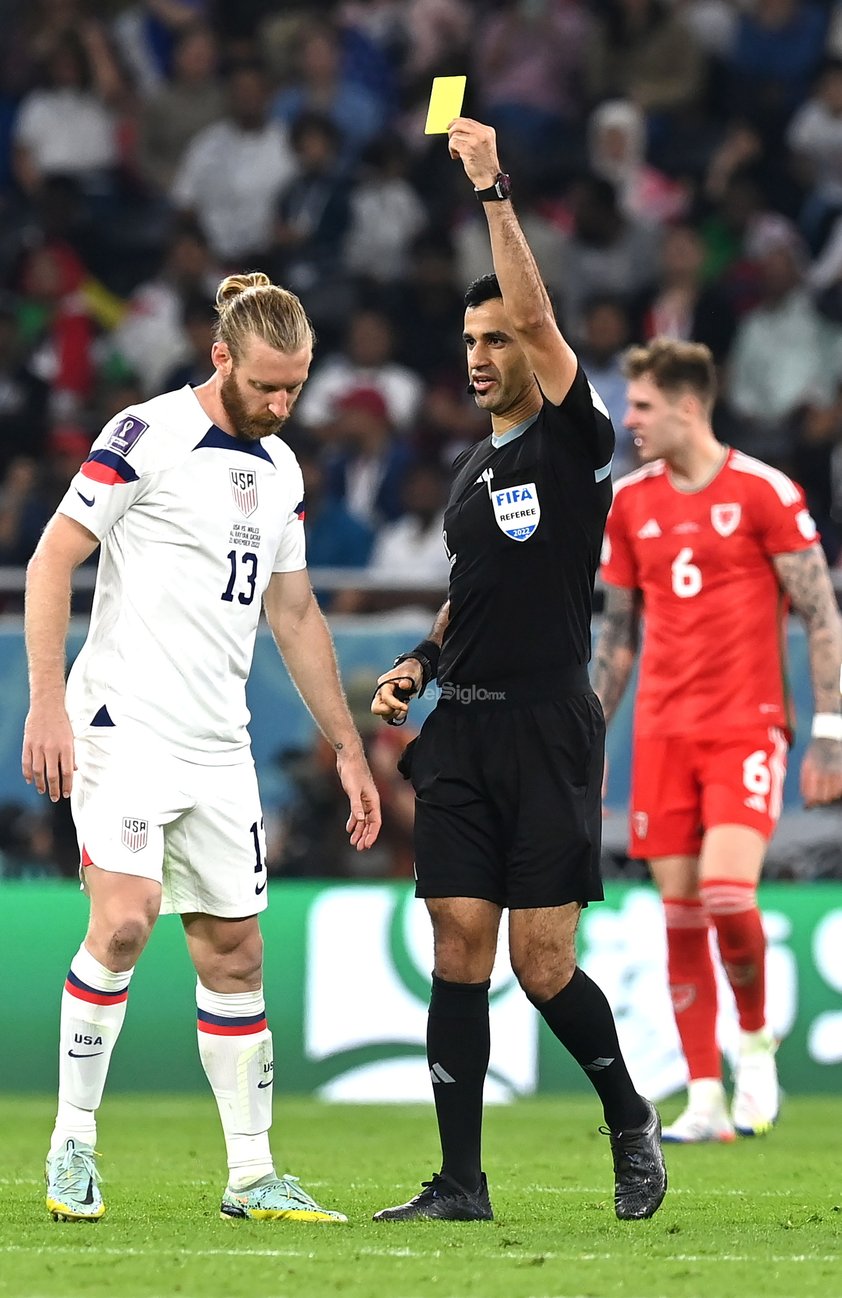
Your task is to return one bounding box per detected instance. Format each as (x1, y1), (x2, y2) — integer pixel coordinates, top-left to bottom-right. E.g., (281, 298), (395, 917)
(1, 1095), (840, 1298)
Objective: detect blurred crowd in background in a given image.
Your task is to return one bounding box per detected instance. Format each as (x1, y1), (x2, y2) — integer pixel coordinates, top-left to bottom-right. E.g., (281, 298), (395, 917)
(2, 0), (842, 880)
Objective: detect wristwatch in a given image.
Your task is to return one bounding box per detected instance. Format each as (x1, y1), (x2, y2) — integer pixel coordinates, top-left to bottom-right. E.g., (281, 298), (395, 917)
(474, 172), (512, 202)
(392, 650), (430, 693)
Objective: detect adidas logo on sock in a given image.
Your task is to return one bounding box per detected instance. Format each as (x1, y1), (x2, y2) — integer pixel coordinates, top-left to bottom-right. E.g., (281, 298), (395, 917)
(583, 1056), (615, 1072)
(430, 1062), (456, 1084)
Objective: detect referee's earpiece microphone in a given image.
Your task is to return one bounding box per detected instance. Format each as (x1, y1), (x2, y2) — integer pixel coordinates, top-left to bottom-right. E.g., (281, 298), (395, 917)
(466, 382), (476, 394)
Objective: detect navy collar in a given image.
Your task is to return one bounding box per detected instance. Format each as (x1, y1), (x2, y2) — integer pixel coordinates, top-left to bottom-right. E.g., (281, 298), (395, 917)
(193, 426), (274, 463)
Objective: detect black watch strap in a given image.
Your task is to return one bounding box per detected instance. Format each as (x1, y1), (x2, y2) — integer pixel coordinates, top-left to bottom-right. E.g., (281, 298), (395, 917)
(475, 172), (511, 202)
(392, 639), (441, 693)
(392, 651), (432, 694)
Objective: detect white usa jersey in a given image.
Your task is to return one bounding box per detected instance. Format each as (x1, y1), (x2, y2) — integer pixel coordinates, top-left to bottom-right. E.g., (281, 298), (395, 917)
(58, 386), (306, 761)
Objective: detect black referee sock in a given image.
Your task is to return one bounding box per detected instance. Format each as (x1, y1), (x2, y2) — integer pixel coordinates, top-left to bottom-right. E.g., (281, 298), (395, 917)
(426, 975), (491, 1192)
(534, 967), (648, 1132)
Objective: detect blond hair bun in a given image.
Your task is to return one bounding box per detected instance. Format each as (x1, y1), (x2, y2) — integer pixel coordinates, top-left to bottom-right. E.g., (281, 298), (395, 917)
(215, 272), (272, 308)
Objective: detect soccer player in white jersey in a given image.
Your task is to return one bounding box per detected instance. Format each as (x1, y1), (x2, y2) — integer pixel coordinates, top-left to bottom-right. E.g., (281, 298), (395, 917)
(22, 272), (382, 1223)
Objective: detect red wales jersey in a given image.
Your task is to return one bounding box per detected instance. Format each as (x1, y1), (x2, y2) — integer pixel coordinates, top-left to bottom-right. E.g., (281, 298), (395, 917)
(600, 449), (817, 739)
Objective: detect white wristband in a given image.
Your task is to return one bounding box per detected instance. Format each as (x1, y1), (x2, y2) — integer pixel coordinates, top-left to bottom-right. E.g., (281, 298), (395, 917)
(811, 713), (842, 741)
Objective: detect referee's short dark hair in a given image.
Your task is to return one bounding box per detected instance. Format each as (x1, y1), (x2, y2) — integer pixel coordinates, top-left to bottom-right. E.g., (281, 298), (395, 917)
(464, 274), (502, 309)
(623, 338), (717, 414)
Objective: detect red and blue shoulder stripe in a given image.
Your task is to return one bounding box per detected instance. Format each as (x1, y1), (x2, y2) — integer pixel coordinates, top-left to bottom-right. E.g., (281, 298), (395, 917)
(80, 448), (139, 486)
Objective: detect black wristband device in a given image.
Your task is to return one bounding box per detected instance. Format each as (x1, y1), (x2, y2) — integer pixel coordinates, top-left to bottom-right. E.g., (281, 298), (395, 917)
(392, 639), (441, 694)
(372, 639), (441, 727)
(474, 172), (512, 202)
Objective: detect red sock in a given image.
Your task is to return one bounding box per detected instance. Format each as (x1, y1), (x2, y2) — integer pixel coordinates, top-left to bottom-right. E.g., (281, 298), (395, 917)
(663, 898), (720, 1080)
(700, 879), (766, 1032)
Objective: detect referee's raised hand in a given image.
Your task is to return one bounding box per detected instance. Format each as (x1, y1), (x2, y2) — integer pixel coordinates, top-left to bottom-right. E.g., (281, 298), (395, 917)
(371, 662), (424, 725)
(446, 117), (501, 190)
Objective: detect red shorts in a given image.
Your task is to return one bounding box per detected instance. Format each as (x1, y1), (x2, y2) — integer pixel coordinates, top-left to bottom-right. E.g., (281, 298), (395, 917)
(629, 728), (788, 859)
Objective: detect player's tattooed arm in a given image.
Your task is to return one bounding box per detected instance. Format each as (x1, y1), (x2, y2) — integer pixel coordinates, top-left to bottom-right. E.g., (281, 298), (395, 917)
(773, 546), (842, 714)
(773, 544), (842, 805)
(591, 585), (642, 725)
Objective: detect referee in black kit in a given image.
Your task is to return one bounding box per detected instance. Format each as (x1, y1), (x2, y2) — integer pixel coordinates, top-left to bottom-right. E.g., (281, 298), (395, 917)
(371, 118), (666, 1224)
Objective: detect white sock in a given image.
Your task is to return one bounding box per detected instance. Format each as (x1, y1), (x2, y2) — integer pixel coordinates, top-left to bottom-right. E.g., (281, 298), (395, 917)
(687, 1077), (727, 1112)
(196, 981), (275, 1189)
(740, 1025), (775, 1053)
(50, 945), (134, 1154)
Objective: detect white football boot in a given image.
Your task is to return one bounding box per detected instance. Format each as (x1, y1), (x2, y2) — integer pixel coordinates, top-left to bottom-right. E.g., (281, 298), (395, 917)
(661, 1078), (736, 1144)
(732, 1027), (780, 1136)
(45, 1138), (105, 1221)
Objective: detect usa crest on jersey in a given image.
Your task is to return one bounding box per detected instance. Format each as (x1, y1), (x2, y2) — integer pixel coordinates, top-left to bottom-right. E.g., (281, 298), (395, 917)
(230, 468), (258, 517)
(121, 817), (148, 852)
(491, 481), (541, 541)
(710, 503), (741, 536)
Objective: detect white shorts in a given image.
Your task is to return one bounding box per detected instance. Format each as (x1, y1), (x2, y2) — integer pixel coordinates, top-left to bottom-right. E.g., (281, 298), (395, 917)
(72, 734), (269, 918)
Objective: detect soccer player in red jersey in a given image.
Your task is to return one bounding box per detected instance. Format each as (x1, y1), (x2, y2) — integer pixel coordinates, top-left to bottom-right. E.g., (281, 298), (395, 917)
(594, 339), (842, 1142)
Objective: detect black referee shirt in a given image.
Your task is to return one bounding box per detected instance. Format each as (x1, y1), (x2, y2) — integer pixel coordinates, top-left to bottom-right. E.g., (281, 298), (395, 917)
(438, 364), (614, 688)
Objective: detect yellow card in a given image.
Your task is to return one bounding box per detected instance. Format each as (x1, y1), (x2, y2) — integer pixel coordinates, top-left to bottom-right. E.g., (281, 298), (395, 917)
(424, 75), (466, 134)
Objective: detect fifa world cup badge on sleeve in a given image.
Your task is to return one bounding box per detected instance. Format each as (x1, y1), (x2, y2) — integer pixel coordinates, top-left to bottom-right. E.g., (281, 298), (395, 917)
(107, 416), (149, 456)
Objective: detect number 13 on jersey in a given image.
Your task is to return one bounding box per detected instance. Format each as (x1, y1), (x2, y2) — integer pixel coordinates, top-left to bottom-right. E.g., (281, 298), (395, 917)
(221, 550), (258, 605)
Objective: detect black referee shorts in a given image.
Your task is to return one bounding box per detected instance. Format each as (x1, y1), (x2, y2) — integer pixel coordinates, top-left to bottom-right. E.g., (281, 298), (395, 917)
(400, 679), (605, 909)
